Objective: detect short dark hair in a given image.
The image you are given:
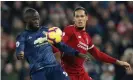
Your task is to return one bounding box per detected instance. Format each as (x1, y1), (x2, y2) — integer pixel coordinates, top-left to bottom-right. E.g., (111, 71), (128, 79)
(23, 8), (37, 18)
(73, 7), (88, 16)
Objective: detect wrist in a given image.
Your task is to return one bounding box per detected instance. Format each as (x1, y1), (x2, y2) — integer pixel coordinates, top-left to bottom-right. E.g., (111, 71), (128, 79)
(75, 51), (79, 56)
(116, 60), (122, 65)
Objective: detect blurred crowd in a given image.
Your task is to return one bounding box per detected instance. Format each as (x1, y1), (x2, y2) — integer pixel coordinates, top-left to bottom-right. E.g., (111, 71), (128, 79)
(1, 1), (133, 80)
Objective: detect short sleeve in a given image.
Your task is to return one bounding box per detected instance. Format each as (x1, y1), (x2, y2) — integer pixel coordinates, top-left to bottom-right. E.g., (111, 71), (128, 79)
(62, 26), (73, 43)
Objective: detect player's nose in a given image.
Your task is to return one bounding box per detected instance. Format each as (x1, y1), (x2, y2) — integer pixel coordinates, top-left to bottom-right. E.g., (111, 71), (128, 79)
(78, 18), (82, 22)
(35, 20), (39, 24)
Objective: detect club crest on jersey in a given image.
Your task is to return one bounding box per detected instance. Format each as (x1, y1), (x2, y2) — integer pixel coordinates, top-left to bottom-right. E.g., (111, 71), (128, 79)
(78, 36), (81, 38)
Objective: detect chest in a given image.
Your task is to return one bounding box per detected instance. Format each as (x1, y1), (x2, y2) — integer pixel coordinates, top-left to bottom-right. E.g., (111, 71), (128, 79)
(25, 30), (47, 47)
(75, 31), (89, 44)
(69, 31), (90, 52)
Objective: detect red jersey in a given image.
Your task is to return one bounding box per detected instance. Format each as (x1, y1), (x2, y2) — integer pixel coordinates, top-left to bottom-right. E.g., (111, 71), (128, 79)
(62, 25), (117, 75)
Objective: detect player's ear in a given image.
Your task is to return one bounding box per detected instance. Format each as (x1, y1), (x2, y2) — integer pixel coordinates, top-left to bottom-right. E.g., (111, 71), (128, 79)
(86, 16), (88, 21)
(23, 15), (27, 22)
(23, 18), (27, 23)
(23, 13), (30, 23)
(23, 16), (29, 23)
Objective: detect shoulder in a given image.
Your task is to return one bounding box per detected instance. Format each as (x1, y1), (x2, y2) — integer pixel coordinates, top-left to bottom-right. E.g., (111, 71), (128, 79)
(63, 25), (75, 33)
(85, 32), (92, 40)
(63, 25), (75, 36)
(16, 31), (28, 40)
(40, 26), (49, 31)
(86, 32), (92, 39)
(64, 25), (75, 30)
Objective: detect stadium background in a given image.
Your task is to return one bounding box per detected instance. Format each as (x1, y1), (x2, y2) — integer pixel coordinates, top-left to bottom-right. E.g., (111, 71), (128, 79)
(1, 1), (133, 80)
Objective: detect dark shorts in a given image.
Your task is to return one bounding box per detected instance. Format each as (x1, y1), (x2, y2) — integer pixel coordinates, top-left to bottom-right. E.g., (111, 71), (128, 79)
(31, 65), (69, 80)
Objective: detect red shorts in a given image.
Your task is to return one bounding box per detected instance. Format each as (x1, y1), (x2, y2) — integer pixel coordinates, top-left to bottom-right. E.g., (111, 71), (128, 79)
(69, 72), (93, 80)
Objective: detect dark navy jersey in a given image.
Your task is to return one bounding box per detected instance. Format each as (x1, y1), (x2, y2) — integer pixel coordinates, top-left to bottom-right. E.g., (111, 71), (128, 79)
(16, 26), (79, 74)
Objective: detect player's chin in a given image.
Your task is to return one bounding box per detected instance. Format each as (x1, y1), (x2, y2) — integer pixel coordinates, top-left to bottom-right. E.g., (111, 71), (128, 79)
(32, 26), (39, 30)
(36, 25), (39, 28)
(35, 24), (39, 27)
(77, 26), (84, 29)
(35, 25), (39, 28)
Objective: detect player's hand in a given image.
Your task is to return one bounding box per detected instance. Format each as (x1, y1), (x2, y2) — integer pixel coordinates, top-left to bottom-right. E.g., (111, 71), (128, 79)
(116, 60), (132, 72)
(78, 53), (91, 61)
(17, 51), (24, 60)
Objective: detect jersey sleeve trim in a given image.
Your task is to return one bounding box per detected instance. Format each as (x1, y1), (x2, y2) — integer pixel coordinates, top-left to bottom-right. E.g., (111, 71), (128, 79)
(88, 44), (94, 50)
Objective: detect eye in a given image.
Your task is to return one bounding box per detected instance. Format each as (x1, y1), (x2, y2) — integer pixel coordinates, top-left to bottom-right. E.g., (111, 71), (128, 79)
(75, 15), (79, 18)
(81, 15), (85, 17)
(32, 17), (39, 21)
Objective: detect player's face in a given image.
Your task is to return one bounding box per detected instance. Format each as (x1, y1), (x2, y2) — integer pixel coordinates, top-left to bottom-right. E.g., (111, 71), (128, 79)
(74, 10), (88, 29)
(28, 11), (40, 29)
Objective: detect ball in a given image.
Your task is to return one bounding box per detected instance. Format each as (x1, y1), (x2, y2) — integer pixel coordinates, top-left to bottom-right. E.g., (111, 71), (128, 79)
(47, 27), (63, 44)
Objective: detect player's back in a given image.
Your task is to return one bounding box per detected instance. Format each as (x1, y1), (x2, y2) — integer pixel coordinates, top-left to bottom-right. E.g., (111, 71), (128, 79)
(16, 26), (58, 74)
(62, 25), (91, 75)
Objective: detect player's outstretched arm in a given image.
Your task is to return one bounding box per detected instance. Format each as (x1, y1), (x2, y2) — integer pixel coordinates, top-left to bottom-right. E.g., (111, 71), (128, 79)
(88, 46), (132, 72)
(54, 42), (79, 56)
(54, 42), (89, 59)
(115, 60), (132, 71)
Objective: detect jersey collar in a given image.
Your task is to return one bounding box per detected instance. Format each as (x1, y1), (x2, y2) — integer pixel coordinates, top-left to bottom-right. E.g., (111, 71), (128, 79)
(74, 25), (86, 32)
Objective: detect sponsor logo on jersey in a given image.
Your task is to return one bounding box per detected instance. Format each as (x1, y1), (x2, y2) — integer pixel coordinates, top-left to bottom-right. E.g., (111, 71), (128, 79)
(34, 37), (48, 47)
(77, 41), (88, 51)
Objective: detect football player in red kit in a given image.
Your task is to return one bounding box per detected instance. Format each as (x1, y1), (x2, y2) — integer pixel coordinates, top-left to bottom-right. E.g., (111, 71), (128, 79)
(61, 7), (132, 80)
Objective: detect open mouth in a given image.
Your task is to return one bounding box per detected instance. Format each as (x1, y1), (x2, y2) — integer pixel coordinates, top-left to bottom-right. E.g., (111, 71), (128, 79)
(36, 24), (39, 27)
(78, 22), (83, 25)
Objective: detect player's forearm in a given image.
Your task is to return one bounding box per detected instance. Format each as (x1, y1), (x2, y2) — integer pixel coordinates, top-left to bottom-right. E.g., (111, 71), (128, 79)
(88, 47), (117, 64)
(54, 52), (61, 63)
(115, 60), (126, 66)
(54, 42), (79, 56)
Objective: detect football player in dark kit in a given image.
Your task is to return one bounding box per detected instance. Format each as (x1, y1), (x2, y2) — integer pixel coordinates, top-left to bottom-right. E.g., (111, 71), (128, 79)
(15, 8), (88, 80)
